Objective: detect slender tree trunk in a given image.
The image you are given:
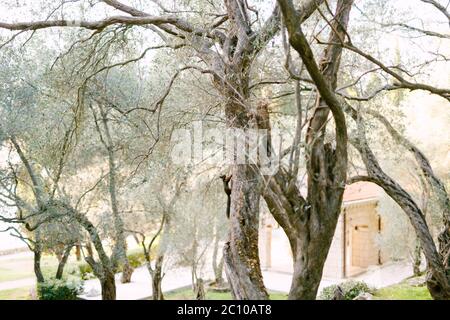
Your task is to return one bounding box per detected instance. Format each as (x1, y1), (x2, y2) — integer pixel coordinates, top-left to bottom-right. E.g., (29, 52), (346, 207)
(86, 241), (94, 257)
(68, 206), (118, 300)
(75, 245), (81, 262)
(98, 106), (134, 283)
(149, 254), (165, 300)
(10, 137), (46, 283)
(120, 240), (133, 284)
(56, 245), (72, 280)
(195, 278), (205, 300)
(33, 247), (45, 283)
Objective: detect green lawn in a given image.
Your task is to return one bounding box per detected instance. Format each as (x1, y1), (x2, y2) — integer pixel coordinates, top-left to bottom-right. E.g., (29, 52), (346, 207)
(0, 254), (58, 300)
(0, 287), (31, 300)
(374, 283), (432, 300)
(0, 282), (431, 300)
(164, 288), (287, 300)
(0, 268), (34, 283)
(0, 254), (80, 284)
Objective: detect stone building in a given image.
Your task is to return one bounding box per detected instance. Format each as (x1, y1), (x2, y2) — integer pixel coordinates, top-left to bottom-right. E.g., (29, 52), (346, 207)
(259, 182), (389, 279)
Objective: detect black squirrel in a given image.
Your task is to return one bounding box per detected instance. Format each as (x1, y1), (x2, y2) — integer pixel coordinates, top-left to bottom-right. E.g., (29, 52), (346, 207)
(220, 174), (232, 219)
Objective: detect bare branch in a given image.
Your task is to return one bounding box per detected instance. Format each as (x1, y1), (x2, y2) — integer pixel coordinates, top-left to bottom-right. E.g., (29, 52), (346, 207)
(316, 38), (450, 101)
(421, 0), (450, 25)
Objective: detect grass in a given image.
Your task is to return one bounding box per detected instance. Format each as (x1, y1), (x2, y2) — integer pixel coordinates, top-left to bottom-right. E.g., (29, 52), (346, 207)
(0, 268), (34, 282)
(0, 283), (431, 301)
(0, 287), (31, 300)
(0, 254), (65, 283)
(0, 245), (151, 285)
(164, 288), (287, 300)
(374, 282), (432, 300)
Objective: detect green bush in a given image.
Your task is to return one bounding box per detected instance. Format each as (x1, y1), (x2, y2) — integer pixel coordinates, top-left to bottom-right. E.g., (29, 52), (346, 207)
(127, 251), (146, 268)
(37, 278), (83, 300)
(319, 280), (373, 300)
(78, 263), (95, 280)
(76, 249), (150, 277)
(117, 250), (149, 271)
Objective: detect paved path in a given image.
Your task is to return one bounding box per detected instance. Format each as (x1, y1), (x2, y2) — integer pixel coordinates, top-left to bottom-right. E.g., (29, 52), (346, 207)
(352, 261), (413, 288)
(80, 260), (414, 300)
(0, 278), (35, 291)
(80, 266), (198, 300)
(0, 251), (33, 262)
(262, 270), (338, 294)
(264, 260), (414, 295)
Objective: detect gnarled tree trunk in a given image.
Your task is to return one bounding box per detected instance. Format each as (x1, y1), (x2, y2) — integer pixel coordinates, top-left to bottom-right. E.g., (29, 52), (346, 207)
(263, 0), (352, 299)
(214, 0), (326, 300)
(100, 270), (117, 300)
(215, 0), (269, 298)
(223, 163), (267, 300)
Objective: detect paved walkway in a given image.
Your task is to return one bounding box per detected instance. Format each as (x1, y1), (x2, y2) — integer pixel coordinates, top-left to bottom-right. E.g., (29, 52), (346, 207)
(0, 277), (35, 291)
(0, 251), (35, 292)
(0, 251), (33, 262)
(351, 261), (413, 288)
(262, 270), (338, 294)
(79, 261), (414, 300)
(263, 260), (414, 295)
(80, 266), (198, 300)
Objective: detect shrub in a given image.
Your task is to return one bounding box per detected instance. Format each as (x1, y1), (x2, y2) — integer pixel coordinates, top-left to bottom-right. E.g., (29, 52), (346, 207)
(127, 251), (146, 268)
(319, 280), (373, 300)
(78, 263), (95, 280)
(37, 278), (83, 300)
(77, 249), (150, 277)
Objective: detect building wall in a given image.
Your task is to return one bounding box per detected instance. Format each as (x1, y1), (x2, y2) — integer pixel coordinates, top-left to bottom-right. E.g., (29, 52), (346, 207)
(259, 213), (293, 273)
(259, 199), (383, 279)
(322, 214), (345, 279)
(345, 201), (380, 276)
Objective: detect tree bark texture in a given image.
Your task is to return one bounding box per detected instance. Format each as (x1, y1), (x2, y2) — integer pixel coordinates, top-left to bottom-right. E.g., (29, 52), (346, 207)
(148, 254), (165, 300)
(264, 0), (352, 299)
(33, 246), (45, 283)
(100, 270), (117, 300)
(55, 245), (73, 279)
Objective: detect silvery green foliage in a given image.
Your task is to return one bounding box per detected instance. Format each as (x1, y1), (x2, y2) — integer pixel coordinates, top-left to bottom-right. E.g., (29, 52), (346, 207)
(0, 39), (84, 252)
